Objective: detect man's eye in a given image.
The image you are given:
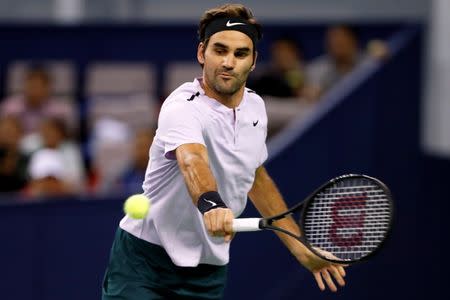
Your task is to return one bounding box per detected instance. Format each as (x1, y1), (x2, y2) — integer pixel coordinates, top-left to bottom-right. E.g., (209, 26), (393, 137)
(215, 49), (225, 55)
(235, 52), (248, 58)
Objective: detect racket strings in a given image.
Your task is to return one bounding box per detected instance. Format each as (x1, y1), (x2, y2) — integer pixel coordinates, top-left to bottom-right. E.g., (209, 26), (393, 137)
(302, 178), (391, 262)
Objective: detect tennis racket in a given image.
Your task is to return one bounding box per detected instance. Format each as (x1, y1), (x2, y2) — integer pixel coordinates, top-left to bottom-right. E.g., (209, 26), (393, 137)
(232, 174), (393, 264)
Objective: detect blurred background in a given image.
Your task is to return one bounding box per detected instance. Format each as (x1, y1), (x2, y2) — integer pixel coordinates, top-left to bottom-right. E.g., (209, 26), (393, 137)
(0, 0), (447, 299)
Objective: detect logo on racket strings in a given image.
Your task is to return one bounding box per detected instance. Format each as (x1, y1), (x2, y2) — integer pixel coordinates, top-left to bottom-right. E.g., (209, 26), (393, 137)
(328, 193), (367, 248)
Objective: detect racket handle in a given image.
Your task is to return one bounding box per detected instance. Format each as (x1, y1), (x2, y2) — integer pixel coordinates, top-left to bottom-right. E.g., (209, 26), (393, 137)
(232, 218), (263, 232)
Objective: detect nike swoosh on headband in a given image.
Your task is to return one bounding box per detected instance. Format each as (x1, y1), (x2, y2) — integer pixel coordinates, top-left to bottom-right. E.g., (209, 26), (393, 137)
(226, 20), (246, 27)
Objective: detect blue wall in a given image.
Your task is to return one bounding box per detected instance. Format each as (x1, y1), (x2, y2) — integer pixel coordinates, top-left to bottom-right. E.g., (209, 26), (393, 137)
(1, 24), (446, 300)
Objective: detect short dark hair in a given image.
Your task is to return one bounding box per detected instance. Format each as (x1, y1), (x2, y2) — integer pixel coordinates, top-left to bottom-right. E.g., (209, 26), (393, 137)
(197, 4), (262, 68)
(328, 24), (360, 41)
(26, 64), (51, 83)
(271, 37), (304, 56)
(198, 4), (262, 47)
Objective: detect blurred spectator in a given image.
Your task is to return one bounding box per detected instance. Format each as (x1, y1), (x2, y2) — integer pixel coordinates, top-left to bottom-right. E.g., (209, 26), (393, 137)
(88, 118), (133, 194)
(0, 65), (77, 151)
(249, 37), (306, 99)
(38, 117), (86, 192)
(117, 128), (155, 194)
(305, 24), (389, 100)
(0, 116), (29, 194)
(23, 148), (73, 198)
(248, 37), (316, 138)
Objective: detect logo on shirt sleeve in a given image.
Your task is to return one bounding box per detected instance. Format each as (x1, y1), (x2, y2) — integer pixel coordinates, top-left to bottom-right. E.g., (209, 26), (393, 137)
(253, 120), (259, 126)
(187, 91), (200, 101)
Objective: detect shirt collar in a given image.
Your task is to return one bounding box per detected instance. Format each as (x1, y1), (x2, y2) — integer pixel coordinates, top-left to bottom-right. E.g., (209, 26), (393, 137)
(193, 77), (247, 112)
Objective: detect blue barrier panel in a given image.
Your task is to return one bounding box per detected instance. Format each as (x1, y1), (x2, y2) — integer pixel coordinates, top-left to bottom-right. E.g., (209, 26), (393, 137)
(0, 197), (123, 300)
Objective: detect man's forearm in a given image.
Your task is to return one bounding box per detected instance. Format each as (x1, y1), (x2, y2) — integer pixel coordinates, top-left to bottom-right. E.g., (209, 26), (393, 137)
(248, 166), (307, 254)
(176, 144), (217, 205)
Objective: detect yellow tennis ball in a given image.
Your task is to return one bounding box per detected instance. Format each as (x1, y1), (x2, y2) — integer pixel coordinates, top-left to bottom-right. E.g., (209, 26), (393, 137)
(124, 194), (150, 219)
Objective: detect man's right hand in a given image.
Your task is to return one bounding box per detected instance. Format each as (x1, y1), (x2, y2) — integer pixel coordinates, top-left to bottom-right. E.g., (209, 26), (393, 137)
(203, 207), (235, 242)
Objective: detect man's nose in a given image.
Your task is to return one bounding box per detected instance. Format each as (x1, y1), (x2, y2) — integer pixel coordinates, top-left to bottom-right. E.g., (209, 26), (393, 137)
(222, 54), (236, 69)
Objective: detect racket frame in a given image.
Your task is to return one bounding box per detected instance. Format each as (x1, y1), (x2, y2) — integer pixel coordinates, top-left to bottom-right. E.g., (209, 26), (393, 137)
(259, 174), (394, 264)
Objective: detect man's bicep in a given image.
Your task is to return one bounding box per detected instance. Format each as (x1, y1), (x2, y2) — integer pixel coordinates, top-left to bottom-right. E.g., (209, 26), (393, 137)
(175, 143), (209, 166)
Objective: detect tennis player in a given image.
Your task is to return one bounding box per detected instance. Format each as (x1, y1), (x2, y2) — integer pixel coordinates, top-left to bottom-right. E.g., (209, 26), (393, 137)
(102, 4), (346, 299)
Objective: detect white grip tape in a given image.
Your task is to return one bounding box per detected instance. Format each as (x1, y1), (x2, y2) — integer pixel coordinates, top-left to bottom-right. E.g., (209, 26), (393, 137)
(232, 218), (262, 232)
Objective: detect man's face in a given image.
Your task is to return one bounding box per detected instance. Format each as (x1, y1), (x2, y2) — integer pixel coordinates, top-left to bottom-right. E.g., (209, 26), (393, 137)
(198, 30), (255, 96)
(40, 121), (64, 149)
(0, 117), (22, 148)
(326, 27), (358, 63)
(271, 40), (300, 72)
(24, 74), (51, 106)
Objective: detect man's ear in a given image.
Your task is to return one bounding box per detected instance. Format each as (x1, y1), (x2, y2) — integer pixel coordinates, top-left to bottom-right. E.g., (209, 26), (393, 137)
(197, 43), (205, 65)
(251, 51), (258, 71)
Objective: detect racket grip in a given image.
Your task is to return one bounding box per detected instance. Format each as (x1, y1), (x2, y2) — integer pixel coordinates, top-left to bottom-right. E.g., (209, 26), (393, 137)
(232, 218), (263, 232)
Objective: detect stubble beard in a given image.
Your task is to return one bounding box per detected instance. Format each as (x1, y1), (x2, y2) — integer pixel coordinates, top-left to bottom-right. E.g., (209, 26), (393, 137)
(207, 68), (250, 96)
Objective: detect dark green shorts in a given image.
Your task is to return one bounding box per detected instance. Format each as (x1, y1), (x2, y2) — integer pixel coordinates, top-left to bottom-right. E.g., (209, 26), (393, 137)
(102, 228), (227, 300)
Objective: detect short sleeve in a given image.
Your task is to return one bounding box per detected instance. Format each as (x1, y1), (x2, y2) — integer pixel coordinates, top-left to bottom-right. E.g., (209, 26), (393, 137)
(259, 143), (268, 166)
(258, 118), (268, 166)
(158, 101), (205, 159)
(259, 98), (269, 166)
